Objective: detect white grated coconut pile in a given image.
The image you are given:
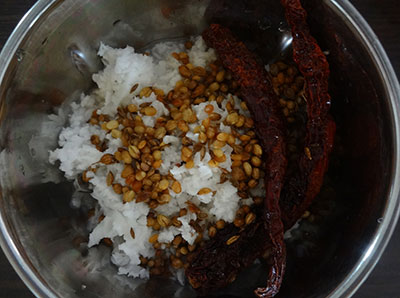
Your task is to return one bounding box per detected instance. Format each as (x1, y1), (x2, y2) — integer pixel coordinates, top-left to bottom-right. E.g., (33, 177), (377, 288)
(49, 36), (265, 281)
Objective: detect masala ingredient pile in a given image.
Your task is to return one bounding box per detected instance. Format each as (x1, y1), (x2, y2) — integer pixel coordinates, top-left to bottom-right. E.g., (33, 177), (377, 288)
(49, 0), (335, 296)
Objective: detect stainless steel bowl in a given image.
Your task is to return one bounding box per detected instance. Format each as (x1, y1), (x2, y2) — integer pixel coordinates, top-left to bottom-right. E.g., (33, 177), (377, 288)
(0, 0), (399, 297)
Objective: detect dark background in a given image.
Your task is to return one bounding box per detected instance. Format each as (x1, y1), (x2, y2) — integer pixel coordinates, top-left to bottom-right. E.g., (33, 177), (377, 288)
(0, 0), (399, 297)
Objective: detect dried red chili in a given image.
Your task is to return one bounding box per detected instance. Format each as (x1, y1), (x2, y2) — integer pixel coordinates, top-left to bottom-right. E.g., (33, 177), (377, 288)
(185, 24), (287, 297)
(186, 219), (269, 293)
(279, 0), (336, 229)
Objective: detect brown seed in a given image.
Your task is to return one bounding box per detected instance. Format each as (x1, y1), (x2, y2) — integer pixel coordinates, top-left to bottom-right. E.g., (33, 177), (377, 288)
(138, 140), (147, 150)
(149, 200), (159, 210)
(197, 132), (206, 144)
(106, 171), (114, 186)
(240, 134), (251, 142)
(240, 101), (248, 111)
(202, 118), (211, 129)
(208, 94), (216, 102)
(245, 212), (256, 225)
(204, 104), (214, 114)
(180, 246), (189, 255)
(232, 160), (242, 168)
(159, 179), (169, 191)
(128, 145), (140, 159)
(206, 126), (217, 139)
(241, 205), (251, 214)
(254, 197), (263, 205)
(100, 154), (115, 165)
(186, 201), (201, 214)
(130, 228), (135, 239)
(157, 214), (170, 227)
(305, 147), (312, 160)
(128, 104), (138, 113)
(165, 120), (177, 131)
(209, 82), (220, 92)
(244, 144), (253, 153)
(90, 135), (100, 145)
(226, 235), (240, 245)
(243, 162), (253, 176)
(198, 212), (208, 220)
(252, 168), (260, 180)
(135, 171), (146, 181)
(185, 159), (195, 169)
(302, 210), (311, 219)
(182, 146), (193, 158)
(130, 83), (139, 94)
(102, 238), (113, 247)
(212, 148), (224, 158)
(121, 150), (133, 164)
(179, 51), (189, 61)
(212, 140), (225, 149)
(147, 259), (155, 267)
(149, 234), (159, 244)
(154, 127), (167, 139)
(134, 125), (145, 134)
(208, 160), (219, 168)
(216, 70), (225, 82)
(197, 187), (212, 195)
(226, 112), (239, 125)
(216, 132), (229, 142)
(158, 194), (171, 204)
(192, 84), (206, 98)
(236, 115), (245, 128)
(179, 65), (191, 78)
(139, 87), (152, 98)
(253, 144), (263, 156)
(234, 218), (245, 227)
(209, 112), (221, 121)
(220, 84), (229, 93)
(132, 181), (143, 192)
(193, 66), (207, 76)
(171, 181), (182, 194)
(216, 220), (225, 229)
(111, 129), (122, 139)
(139, 256), (148, 265)
(113, 183), (122, 194)
(152, 150), (162, 161)
(188, 244), (196, 252)
(172, 235), (183, 247)
(251, 156), (262, 167)
(121, 165), (134, 178)
(172, 216), (182, 227)
(177, 120), (189, 132)
(232, 166), (246, 181)
(208, 226), (217, 238)
(106, 120), (119, 130)
(123, 190), (135, 203)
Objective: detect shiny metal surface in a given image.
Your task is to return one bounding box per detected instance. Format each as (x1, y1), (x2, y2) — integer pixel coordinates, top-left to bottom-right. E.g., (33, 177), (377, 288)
(0, 0), (399, 297)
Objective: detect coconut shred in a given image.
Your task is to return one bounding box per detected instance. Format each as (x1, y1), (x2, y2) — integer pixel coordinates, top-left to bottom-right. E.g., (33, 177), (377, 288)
(49, 37), (265, 280)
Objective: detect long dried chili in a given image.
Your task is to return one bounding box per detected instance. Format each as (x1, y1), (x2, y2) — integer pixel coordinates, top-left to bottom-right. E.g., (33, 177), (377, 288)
(185, 24), (287, 298)
(186, 0), (336, 295)
(279, 0), (336, 229)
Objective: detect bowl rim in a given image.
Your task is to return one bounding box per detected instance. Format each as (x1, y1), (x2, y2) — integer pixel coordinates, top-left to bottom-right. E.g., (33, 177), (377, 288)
(324, 0), (400, 296)
(0, 0), (399, 297)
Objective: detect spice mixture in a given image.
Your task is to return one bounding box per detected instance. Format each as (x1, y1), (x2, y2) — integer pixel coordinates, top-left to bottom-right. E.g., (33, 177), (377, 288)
(50, 1), (334, 296)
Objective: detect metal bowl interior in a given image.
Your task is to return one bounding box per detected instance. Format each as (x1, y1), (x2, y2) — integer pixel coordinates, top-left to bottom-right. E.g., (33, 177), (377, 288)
(0, 0), (399, 297)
